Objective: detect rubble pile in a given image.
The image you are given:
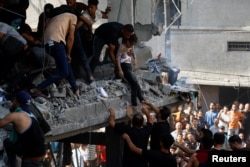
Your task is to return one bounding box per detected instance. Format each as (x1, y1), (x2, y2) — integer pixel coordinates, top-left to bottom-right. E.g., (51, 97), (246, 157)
(0, 52), (197, 141)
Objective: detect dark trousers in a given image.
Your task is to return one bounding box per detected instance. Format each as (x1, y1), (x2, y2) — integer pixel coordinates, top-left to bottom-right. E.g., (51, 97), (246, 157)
(71, 30), (93, 80)
(89, 36), (106, 73)
(0, 36), (25, 80)
(121, 63), (144, 106)
(4, 138), (20, 167)
(37, 41), (78, 92)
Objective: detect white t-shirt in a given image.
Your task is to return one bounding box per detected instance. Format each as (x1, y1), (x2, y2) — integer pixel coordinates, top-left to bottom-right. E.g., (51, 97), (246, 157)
(218, 113), (230, 132)
(82, 10), (107, 33)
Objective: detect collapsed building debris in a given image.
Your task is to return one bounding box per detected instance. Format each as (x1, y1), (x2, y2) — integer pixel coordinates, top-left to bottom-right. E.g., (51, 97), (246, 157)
(0, 64), (197, 141)
(0, 48), (198, 164)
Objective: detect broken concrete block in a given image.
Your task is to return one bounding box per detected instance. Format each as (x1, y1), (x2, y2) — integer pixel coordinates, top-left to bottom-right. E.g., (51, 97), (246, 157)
(141, 71), (161, 84)
(96, 80), (109, 87)
(94, 64), (115, 80)
(159, 83), (172, 95)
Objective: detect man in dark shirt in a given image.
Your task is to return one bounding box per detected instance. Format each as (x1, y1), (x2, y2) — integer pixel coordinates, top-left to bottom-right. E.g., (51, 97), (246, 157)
(122, 132), (177, 167)
(89, 22), (135, 76)
(1, 91), (45, 167)
(109, 104), (153, 167)
(147, 102), (171, 150)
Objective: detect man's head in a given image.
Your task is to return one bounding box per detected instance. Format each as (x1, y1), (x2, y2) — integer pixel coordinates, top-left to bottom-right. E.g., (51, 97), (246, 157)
(12, 90), (31, 113)
(122, 24), (134, 39)
(160, 134), (174, 150)
(199, 128), (213, 140)
(200, 136), (214, 149)
(15, 91), (31, 107)
(157, 107), (171, 121)
(209, 102), (215, 111)
(197, 111), (203, 119)
(213, 132), (225, 145)
(218, 126), (225, 133)
(213, 118), (219, 126)
(66, 0), (76, 7)
(87, 0), (98, 16)
(132, 114), (144, 128)
(175, 122), (182, 131)
(228, 135), (243, 150)
(44, 3), (54, 17)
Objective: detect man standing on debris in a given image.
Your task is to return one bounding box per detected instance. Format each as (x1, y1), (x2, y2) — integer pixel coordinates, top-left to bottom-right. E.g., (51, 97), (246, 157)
(30, 6), (79, 97)
(1, 91), (45, 167)
(89, 22), (135, 77)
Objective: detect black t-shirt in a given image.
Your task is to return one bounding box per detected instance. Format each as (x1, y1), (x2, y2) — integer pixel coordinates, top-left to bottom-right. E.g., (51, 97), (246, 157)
(94, 22), (123, 46)
(142, 150), (177, 167)
(115, 122), (153, 167)
(150, 121), (171, 150)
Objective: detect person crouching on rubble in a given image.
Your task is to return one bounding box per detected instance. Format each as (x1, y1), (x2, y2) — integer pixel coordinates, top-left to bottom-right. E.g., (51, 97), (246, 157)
(116, 34), (146, 107)
(1, 90), (45, 167)
(30, 6), (79, 98)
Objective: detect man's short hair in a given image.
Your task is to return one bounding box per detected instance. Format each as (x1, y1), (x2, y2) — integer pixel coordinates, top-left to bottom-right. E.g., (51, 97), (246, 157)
(132, 114), (144, 127)
(219, 126), (225, 130)
(200, 128), (213, 138)
(229, 135), (242, 144)
(159, 107), (171, 120)
(88, 0), (98, 6)
(201, 136), (214, 149)
(213, 132), (225, 145)
(123, 24), (134, 33)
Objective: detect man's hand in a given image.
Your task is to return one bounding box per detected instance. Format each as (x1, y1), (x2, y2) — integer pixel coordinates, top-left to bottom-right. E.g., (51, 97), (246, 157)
(67, 55), (71, 63)
(118, 70), (124, 78)
(122, 133), (129, 140)
(141, 105), (149, 115)
(108, 107), (115, 117)
(108, 106), (116, 128)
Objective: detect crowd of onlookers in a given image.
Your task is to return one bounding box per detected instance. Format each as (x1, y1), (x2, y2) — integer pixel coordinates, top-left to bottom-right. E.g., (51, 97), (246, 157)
(102, 100), (250, 167)
(168, 101), (250, 167)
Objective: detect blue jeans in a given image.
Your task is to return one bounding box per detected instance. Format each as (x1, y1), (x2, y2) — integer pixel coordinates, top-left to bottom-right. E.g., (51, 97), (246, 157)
(71, 30), (93, 80)
(37, 41), (78, 92)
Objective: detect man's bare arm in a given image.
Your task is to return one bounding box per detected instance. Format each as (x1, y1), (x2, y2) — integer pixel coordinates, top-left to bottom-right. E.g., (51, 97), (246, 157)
(108, 107), (116, 128)
(141, 105), (153, 125)
(143, 101), (160, 114)
(0, 113), (14, 128)
(122, 133), (142, 155)
(174, 142), (196, 156)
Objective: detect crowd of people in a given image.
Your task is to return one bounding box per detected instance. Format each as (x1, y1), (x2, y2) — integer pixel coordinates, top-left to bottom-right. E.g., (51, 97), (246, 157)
(105, 100), (250, 167)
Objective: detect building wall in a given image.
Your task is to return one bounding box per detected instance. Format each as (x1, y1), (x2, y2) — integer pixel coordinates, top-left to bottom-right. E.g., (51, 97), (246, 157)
(170, 29), (250, 75)
(181, 0), (250, 27)
(170, 0), (250, 107)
